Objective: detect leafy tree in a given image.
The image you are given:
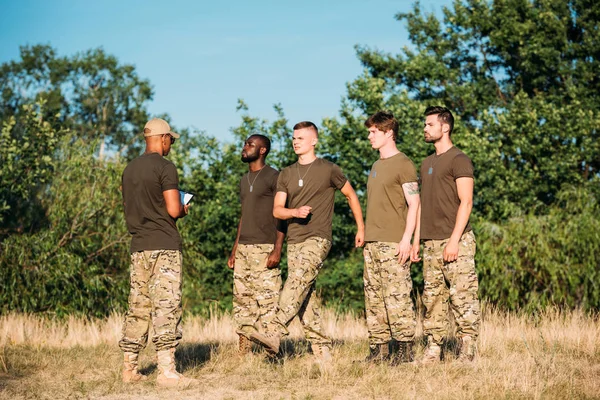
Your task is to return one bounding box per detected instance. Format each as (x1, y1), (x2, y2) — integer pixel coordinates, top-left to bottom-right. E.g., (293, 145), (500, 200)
(0, 100), (66, 236)
(0, 44), (153, 159)
(346, 0), (600, 220)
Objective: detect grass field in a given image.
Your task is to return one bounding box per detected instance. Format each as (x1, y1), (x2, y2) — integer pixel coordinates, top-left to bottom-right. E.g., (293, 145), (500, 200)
(0, 306), (598, 399)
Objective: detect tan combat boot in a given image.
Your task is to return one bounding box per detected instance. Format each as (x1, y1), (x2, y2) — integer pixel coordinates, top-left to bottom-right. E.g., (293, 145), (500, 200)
(122, 352), (148, 383)
(238, 334), (252, 356)
(249, 331), (280, 355)
(457, 335), (476, 362)
(156, 348), (198, 388)
(421, 341), (442, 364)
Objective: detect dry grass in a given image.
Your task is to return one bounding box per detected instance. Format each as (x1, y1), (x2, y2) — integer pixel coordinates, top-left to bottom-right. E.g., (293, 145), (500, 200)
(0, 306), (598, 399)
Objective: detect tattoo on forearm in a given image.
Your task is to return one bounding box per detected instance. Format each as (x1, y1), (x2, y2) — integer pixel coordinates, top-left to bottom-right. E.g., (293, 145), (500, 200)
(406, 182), (419, 195)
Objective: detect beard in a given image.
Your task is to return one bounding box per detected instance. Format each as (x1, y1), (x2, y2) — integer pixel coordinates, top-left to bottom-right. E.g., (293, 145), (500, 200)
(241, 152), (260, 163)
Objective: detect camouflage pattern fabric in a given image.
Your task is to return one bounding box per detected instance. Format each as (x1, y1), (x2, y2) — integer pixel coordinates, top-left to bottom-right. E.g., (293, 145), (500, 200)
(363, 241), (416, 344)
(274, 236), (332, 347)
(422, 230), (480, 344)
(119, 250), (183, 353)
(233, 243), (282, 337)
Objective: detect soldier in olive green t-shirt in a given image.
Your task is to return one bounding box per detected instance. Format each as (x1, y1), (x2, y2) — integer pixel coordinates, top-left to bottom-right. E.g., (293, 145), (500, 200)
(248, 121), (365, 362)
(227, 134), (285, 356)
(412, 106), (481, 364)
(362, 111), (420, 364)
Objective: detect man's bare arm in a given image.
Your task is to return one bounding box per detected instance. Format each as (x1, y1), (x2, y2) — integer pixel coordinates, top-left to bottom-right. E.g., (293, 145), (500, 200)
(340, 181), (365, 247)
(398, 181), (420, 264)
(273, 191), (312, 220)
(163, 189), (188, 219)
(227, 217), (242, 269)
(444, 177), (473, 262)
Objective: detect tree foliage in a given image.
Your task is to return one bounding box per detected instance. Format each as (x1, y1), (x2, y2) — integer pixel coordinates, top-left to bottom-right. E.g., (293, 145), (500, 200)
(1, 0), (599, 316)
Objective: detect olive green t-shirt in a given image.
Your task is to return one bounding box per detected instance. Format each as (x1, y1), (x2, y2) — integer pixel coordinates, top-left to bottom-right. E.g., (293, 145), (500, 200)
(122, 152), (181, 253)
(420, 146), (473, 240)
(277, 158), (347, 244)
(239, 165), (282, 245)
(365, 152), (418, 242)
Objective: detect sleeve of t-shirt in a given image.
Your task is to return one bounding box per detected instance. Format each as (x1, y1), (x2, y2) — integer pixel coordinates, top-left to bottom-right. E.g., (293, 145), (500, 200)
(397, 158), (418, 185)
(452, 154), (474, 179)
(330, 163), (348, 190)
(276, 169), (288, 193)
(161, 162), (179, 191)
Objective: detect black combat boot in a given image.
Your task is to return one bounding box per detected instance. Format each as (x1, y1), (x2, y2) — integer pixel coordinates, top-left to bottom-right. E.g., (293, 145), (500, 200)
(389, 339), (414, 365)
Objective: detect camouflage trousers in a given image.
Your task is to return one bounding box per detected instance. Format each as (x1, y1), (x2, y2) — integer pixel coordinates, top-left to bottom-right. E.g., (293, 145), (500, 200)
(274, 236), (332, 348)
(422, 230), (480, 344)
(363, 242), (416, 344)
(233, 243), (282, 337)
(119, 250), (183, 353)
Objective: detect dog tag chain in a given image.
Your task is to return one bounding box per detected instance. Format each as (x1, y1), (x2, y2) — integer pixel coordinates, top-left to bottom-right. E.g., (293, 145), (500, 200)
(297, 160), (315, 187)
(247, 165), (266, 192)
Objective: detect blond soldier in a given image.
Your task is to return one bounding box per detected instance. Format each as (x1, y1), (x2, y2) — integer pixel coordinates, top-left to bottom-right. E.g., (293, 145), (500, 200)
(228, 134), (285, 355)
(119, 118), (197, 387)
(362, 111), (420, 364)
(250, 121), (365, 361)
(412, 106), (481, 363)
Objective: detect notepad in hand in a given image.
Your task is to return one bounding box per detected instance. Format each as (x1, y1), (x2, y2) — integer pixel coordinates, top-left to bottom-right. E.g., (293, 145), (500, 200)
(179, 190), (194, 205)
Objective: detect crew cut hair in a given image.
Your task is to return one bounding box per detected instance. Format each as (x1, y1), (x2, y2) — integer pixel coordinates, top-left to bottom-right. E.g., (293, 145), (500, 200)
(293, 121), (319, 137)
(424, 106), (454, 135)
(249, 134), (271, 157)
(364, 111), (399, 140)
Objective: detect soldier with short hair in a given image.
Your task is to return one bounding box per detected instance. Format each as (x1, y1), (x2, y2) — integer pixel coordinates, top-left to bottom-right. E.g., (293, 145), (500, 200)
(412, 106), (481, 363)
(361, 111), (420, 364)
(228, 134), (285, 356)
(119, 118), (197, 387)
(250, 121), (365, 362)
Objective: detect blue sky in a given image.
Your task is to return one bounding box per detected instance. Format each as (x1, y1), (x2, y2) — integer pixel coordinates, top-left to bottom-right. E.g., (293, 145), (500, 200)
(0, 0), (450, 143)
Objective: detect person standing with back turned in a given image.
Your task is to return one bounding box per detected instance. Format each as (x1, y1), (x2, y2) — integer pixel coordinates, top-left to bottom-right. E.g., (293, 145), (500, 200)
(120, 118), (197, 387)
(362, 111), (420, 364)
(250, 121), (365, 362)
(411, 106), (481, 363)
(227, 134), (285, 356)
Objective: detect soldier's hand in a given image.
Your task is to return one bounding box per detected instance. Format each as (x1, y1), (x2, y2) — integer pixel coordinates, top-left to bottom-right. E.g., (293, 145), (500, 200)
(443, 240), (459, 262)
(395, 239), (411, 265)
(410, 242), (421, 262)
(266, 250), (281, 269)
(227, 252), (235, 269)
(294, 206), (312, 219)
(355, 229), (365, 248)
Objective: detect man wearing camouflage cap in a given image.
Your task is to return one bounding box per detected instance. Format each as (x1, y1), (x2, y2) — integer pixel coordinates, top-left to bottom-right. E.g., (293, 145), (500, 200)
(119, 118), (196, 387)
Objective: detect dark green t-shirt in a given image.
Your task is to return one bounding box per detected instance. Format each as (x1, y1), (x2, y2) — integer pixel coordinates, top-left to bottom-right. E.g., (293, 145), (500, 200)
(365, 152), (418, 242)
(420, 146), (473, 240)
(122, 152), (181, 253)
(239, 165), (282, 245)
(277, 158), (347, 244)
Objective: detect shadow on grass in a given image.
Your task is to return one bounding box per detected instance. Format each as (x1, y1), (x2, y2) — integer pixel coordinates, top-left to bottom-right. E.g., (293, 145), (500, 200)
(138, 342), (221, 375)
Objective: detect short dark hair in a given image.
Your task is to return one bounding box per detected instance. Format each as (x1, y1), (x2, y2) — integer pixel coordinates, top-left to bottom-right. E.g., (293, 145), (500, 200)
(364, 111), (399, 140)
(293, 121), (319, 137)
(249, 134), (271, 157)
(424, 106), (454, 135)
